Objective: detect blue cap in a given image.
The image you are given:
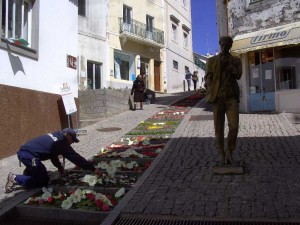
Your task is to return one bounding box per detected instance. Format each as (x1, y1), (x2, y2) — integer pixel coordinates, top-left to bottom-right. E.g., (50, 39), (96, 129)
(63, 128), (79, 143)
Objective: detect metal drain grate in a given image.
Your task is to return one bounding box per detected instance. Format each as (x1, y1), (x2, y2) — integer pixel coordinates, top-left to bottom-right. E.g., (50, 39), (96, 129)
(189, 115), (213, 121)
(114, 218), (300, 225)
(97, 127), (121, 132)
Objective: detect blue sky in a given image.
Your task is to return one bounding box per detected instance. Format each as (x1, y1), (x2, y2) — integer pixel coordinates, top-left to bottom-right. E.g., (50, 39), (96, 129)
(191, 0), (219, 56)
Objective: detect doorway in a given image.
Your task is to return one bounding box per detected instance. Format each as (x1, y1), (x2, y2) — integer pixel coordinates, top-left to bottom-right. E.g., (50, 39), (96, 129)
(140, 60), (149, 89)
(87, 61), (102, 89)
(248, 49), (275, 112)
(154, 61), (161, 91)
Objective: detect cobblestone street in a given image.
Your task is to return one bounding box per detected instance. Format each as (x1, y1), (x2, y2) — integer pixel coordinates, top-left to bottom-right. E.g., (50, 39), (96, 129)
(118, 100), (300, 221)
(1, 92), (300, 224)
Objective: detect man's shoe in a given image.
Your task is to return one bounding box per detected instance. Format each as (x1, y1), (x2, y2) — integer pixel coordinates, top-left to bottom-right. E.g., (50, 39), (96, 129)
(5, 172), (16, 193)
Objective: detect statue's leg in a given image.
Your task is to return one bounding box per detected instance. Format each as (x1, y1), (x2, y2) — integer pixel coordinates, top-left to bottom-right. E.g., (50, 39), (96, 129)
(225, 98), (239, 164)
(213, 101), (225, 165)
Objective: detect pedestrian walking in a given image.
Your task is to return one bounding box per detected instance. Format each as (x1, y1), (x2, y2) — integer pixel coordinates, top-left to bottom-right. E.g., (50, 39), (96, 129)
(5, 128), (102, 193)
(185, 69), (192, 91)
(192, 71), (199, 91)
(131, 74), (145, 110)
(204, 36), (242, 166)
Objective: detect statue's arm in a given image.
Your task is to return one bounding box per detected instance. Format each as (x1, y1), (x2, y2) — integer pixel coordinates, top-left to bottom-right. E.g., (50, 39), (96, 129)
(204, 59), (213, 88)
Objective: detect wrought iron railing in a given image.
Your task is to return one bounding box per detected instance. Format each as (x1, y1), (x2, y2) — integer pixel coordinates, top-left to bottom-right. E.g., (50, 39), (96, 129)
(119, 17), (164, 45)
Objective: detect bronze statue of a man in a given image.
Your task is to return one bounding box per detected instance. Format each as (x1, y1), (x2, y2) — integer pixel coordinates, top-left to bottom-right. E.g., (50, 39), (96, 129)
(204, 36), (242, 166)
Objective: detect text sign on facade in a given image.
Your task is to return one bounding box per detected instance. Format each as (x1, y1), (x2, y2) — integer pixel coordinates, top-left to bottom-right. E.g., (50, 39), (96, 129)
(67, 55), (77, 70)
(61, 83), (77, 115)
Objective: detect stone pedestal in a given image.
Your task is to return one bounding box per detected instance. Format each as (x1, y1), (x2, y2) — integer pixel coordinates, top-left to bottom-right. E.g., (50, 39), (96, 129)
(212, 165), (244, 175)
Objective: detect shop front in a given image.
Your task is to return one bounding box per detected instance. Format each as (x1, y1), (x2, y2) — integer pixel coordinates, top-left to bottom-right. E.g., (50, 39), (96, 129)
(232, 21), (300, 113)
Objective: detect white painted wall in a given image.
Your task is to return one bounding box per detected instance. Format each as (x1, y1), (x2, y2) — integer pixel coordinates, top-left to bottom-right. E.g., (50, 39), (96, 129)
(0, 0), (78, 97)
(228, 0), (300, 37)
(164, 0), (194, 93)
(78, 0), (108, 89)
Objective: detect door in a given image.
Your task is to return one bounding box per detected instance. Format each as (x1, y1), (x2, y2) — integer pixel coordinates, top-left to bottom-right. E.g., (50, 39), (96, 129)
(154, 61), (161, 91)
(249, 49), (275, 112)
(140, 61), (149, 89)
(87, 61), (101, 89)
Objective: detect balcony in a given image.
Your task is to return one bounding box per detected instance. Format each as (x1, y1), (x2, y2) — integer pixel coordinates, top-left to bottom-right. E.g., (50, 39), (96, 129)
(119, 17), (164, 48)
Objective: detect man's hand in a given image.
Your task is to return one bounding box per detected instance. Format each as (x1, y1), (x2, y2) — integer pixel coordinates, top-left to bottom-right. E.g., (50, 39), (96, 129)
(58, 167), (65, 175)
(93, 168), (103, 176)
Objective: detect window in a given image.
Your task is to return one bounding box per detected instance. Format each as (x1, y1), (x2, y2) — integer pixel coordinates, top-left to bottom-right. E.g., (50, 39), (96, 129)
(146, 15), (154, 32)
(123, 5), (132, 24)
(114, 51), (134, 81)
(172, 24), (177, 42)
(1, 0), (32, 44)
(87, 61), (101, 89)
(275, 46), (300, 90)
(249, 0), (263, 4)
(78, 0), (86, 17)
(183, 32), (188, 48)
(173, 60), (178, 70)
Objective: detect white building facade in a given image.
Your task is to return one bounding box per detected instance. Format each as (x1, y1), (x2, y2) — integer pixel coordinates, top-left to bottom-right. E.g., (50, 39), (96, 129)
(0, 0), (78, 157)
(217, 0), (300, 113)
(164, 0), (194, 93)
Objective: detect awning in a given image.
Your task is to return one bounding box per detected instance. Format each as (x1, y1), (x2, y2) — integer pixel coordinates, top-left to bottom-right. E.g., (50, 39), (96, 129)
(231, 21), (300, 54)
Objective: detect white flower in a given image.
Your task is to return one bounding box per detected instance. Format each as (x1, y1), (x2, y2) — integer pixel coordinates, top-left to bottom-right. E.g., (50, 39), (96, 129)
(41, 191), (52, 200)
(70, 193), (81, 203)
(61, 198), (73, 209)
(158, 112), (164, 115)
(82, 175), (98, 186)
(75, 189), (82, 196)
(155, 148), (162, 154)
(106, 166), (117, 178)
(98, 178), (103, 184)
(42, 187), (53, 193)
(125, 161), (138, 169)
(115, 187), (125, 198)
(97, 161), (108, 169)
(95, 193), (112, 206)
(142, 140), (150, 145)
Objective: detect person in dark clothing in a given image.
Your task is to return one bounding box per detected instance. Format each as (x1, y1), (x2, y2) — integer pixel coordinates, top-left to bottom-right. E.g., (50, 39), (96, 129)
(192, 71), (199, 91)
(185, 69), (192, 91)
(5, 128), (102, 193)
(131, 74), (145, 110)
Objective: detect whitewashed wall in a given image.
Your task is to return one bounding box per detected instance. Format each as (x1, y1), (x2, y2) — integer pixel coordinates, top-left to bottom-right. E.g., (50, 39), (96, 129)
(78, 0), (108, 89)
(228, 0), (300, 36)
(0, 0), (78, 97)
(164, 0), (194, 93)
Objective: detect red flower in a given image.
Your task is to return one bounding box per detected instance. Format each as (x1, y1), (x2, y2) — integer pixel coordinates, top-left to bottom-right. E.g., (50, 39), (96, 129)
(48, 197), (54, 203)
(133, 166), (139, 172)
(38, 199), (45, 205)
(59, 195), (64, 200)
(111, 199), (117, 206)
(101, 204), (110, 212)
(86, 193), (95, 201)
(105, 195), (112, 200)
(96, 199), (103, 207)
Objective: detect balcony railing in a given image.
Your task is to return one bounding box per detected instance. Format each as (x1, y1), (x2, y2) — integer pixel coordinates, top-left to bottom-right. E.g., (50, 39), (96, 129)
(119, 17), (164, 46)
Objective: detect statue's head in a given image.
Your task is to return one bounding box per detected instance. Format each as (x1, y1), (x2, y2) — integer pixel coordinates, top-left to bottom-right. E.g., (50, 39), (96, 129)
(219, 36), (233, 53)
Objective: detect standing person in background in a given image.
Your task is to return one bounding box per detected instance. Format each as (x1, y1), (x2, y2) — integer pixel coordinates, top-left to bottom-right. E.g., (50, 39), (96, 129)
(131, 75), (145, 110)
(192, 71), (199, 91)
(185, 69), (192, 91)
(5, 128), (102, 193)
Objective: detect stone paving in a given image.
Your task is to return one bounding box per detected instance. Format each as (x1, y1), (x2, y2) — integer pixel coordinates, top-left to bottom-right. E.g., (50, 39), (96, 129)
(0, 92), (192, 204)
(120, 100), (300, 221)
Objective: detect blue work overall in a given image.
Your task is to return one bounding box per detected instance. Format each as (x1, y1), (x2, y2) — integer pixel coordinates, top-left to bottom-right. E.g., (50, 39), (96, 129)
(15, 149), (49, 189)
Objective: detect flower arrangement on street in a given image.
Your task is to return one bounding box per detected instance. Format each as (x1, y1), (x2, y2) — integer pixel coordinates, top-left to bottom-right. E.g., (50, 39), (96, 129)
(50, 171), (139, 188)
(23, 187), (125, 211)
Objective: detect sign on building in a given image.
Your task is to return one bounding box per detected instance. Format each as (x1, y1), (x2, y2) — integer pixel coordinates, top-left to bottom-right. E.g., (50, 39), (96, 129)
(67, 55), (77, 70)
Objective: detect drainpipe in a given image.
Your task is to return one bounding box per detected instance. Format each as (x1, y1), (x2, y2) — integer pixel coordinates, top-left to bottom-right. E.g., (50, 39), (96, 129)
(226, 0), (229, 35)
